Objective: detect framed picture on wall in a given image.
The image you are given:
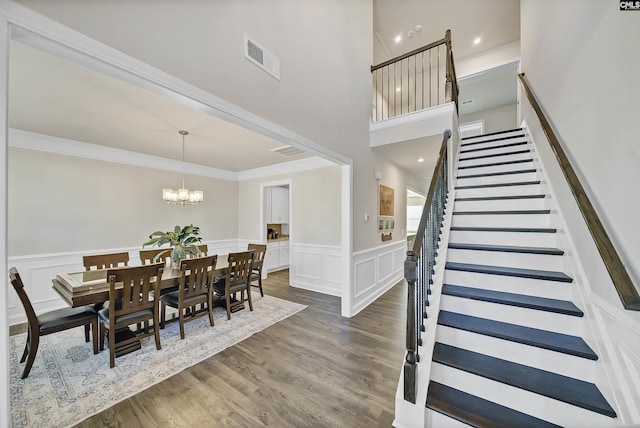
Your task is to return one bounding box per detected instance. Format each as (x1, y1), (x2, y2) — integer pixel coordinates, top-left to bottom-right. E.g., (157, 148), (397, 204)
(379, 184), (395, 217)
(378, 219), (384, 231)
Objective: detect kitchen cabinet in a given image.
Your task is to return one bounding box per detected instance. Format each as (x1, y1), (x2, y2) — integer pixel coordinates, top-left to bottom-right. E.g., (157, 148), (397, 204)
(265, 186), (289, 224)
(266, 240), (289, 272)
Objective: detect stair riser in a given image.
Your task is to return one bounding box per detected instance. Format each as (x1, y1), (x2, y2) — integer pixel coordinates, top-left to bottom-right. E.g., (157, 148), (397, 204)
(430, 363), (614, 427)
(452, 213), (551, 228)
(449, 230), (558, 247)
(456, 171), (539, 187)
(439, 296), (583, 335)
(462, 130), (525, 144)
(435, 325), (596, 381)
(458, 151), (532, 168)
(458, 160), (534, 175)
(455, 184), (542, 198)
(460, 136), (528, 152)
(446, 248), (565, 272)
(454, 198), (548, 212)
(460, 143), (530, 159)
(443, 270), (572, 301)
(425, 408), (470, 428)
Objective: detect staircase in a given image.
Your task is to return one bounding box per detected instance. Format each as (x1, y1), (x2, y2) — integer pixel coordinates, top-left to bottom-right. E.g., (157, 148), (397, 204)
(424, 129), (618, 427)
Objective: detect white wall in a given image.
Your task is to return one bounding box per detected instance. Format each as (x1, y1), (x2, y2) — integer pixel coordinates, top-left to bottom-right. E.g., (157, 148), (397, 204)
(520, 0), (640, 304)
(456, 40), (520, 78)
(460, 103), (517, 134)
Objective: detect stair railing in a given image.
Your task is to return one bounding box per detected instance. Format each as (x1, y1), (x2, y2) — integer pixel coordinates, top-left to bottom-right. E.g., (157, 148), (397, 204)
(518, 73), (640, 311)
(371, 30), (459, 122)
(403, 129), (451, 403)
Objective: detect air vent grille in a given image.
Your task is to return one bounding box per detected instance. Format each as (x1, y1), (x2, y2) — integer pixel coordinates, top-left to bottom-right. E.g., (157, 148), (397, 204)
(245, 35), (280, 80)
(271, 145), (305, 157)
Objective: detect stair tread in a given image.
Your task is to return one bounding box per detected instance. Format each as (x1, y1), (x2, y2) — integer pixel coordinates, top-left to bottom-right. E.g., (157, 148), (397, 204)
(458, 158), (532, 170)
(438, 311), (595, 359)
(461, 129), (525, 143)
(456, 180), (541, 190)
(426, 381), (562, 428)
(432, 343), (616, 418)
(448, 243), (564, 255)
(451, 226), (558, 233)
(456, 194), (546, 201)
(459, 149), (531, 162)
(460, 141), (528, 154)
(442, 284), (583, 316)
(453, 209), (551, 215)
(450, 226), (557, 233)
(457, 169), (537, 180)
(445, 262), (573, 283)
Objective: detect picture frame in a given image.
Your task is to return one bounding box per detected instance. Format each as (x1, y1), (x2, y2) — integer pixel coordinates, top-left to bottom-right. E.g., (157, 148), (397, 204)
(379, 184), (395, 217)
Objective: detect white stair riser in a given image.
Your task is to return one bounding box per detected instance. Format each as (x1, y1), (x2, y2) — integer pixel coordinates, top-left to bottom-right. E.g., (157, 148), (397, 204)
(435, 325), (596, 381)
(424, 408), (470, 428)
(460, 144), (531, 160)
(454, 197), (547, 212)
(446, 248), (565, 272)
(452, 213), (550, 228)
(456, 171), (538, 187)
(430, 363), (615, 427)
(457, 160), (533, 175)
(439, 295), (584, 335)
(449, 230), (558, 247)
(460, 137), (529, 153)
(454, 184), (542, 198)
(461, 131), (525, 144)
(443, 269), (573, 301)
(458, 152), (532, 168)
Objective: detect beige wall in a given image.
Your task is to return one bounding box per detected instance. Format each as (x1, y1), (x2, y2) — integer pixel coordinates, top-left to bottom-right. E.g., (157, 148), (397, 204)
(238, 165), (342, 246)
(460, 103), (517, 134)
(8, 147), (239, 256)
(521, 0), (640, 301)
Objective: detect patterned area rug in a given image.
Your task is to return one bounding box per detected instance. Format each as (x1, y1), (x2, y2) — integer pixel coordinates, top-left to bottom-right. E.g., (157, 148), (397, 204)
(9, 295), (305, 428)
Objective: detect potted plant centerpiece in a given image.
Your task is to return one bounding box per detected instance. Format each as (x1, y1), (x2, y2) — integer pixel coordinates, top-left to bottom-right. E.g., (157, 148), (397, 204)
(143, 224), (203, 266)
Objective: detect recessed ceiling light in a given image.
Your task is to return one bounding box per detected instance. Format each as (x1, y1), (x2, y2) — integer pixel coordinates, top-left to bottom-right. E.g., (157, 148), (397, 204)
(396, 87), (401, 92)
(418, 158), (424, 163)
(395, 34), (402, 43)
(473, 37), (481, 45)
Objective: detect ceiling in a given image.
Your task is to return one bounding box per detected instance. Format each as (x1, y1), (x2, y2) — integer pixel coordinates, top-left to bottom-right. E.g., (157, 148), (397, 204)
(9, 1), (521, 179)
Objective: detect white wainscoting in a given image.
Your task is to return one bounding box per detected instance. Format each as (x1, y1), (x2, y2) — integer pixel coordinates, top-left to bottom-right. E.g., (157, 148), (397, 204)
(351, 240), (406, 316)
(289, 243), (342, 296)
(7, 240), (241, 326)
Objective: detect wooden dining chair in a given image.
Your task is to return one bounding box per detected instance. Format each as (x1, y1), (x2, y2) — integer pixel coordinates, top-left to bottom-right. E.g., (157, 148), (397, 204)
(9, 267), (98, 379)
(160, 255), (217, 339)
(83, 252), (130, 271)
(197, 244), (208, 256)
(98, 263), (164, 368)
(247, 243), (267, 297)
(139, 248), (171, 265)
(223, 250), (256, 320)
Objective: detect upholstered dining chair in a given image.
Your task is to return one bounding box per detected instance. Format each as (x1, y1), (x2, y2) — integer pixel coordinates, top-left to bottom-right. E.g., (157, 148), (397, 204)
(98, 263), (164, 368)
(222, 250), (256, 320)
(139, 248), (171, 265)
(247, 243), (267, 297)
(159, 255), (217, 339)
(9, 267), (99, 379)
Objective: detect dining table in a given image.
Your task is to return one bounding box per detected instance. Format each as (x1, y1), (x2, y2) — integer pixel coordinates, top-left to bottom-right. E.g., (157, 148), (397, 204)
(51, 255), (231, 357)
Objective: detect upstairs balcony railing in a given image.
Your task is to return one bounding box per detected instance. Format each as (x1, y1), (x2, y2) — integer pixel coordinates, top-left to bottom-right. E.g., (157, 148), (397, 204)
(371, 30), (459, 122)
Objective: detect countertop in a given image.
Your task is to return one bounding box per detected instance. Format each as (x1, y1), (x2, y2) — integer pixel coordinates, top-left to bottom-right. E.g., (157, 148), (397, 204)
(267, 236), (289, 242)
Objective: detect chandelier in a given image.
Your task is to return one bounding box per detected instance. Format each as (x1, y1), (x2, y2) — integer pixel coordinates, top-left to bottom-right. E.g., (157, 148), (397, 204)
(162, 130), (204, 205)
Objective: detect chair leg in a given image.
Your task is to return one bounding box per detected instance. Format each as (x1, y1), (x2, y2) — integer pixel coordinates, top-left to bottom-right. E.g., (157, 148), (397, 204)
(21, 334), (39, 379)
(108, 322), (116, 368)
(179, 308), (185, 340)
(160, 302), (166, 329)
(153, 313), (162, 350)
(258, 275), (264, 297)
(225, 293), (232, 320)
(84, 324), (90, 342)
(99, 322), (105, 351)
(91, 319), (99, 355)
(20, 329), (30, 363)
(208, 294), (215, 327)
(247, 286), (254, 312)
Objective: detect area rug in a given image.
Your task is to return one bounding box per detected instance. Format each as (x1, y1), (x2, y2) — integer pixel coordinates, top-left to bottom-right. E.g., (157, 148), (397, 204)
(9, 295), (306, 428)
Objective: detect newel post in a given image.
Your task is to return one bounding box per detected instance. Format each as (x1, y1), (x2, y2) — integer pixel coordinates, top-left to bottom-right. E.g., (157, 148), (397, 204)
(404, 250), (418, 403)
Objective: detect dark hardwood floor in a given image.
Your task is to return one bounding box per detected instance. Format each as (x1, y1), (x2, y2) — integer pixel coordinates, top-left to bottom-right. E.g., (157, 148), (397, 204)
(74, 270), (406, 427)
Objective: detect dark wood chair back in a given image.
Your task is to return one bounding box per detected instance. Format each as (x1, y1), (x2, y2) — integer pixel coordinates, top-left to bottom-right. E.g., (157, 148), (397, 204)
(140, 248), (171, 265)
(9, 268), (38, 337)
(223, 250), (256, 320)
(247, 244), (267, 296)
(179, 255), (217, 300)
(197, 244), (208, 256)
(83, 252), (129, 271)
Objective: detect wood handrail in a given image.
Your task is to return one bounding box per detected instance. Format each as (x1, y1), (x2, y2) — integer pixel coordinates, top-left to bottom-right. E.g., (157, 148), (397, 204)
(371, 34), (448, 72)
(412, 129), (451, 255)
(518, 73), (640, 311)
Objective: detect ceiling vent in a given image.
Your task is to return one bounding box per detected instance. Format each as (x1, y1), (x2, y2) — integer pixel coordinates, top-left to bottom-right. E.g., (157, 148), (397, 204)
(271, 145), (305, 157)
(461, 99), (474, 106)
(245, 35), (280, 80)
